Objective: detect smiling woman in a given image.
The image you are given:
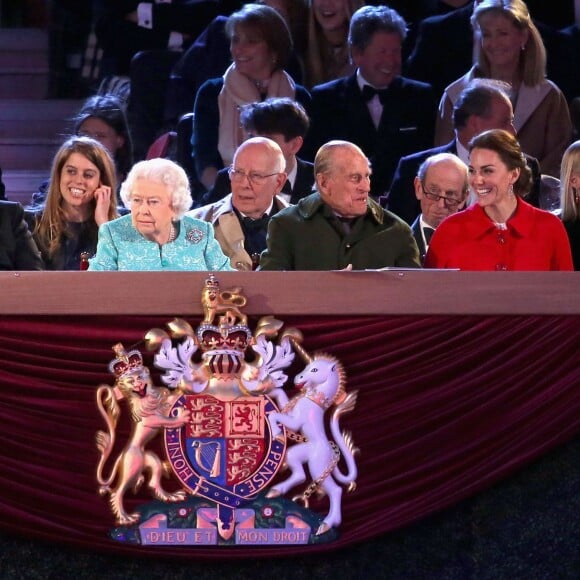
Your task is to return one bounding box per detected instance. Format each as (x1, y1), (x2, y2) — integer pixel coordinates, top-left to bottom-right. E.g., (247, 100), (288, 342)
(303, 0), (363, 88)
(25, 136), (118, 270)
(88, 158), (233, 272)
(425, 129), (573, 271)
(434, 0), (573, 176)
(191, 3), (311, 192)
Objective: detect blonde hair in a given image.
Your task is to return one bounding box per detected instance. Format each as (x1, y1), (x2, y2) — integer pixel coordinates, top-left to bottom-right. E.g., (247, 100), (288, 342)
(120, 158), (193, 219)
(304, 0), (363, 88)
(560, 141), (580, 222)
(472, 0), (546, 86)
(34, 136), (118, 259)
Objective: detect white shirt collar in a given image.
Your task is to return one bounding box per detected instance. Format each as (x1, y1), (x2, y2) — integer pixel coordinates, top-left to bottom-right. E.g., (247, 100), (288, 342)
(419, 215), (436, 249)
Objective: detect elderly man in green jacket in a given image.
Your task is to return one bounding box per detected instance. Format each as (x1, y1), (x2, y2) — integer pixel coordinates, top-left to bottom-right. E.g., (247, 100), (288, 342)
(260, 140), (421, 270)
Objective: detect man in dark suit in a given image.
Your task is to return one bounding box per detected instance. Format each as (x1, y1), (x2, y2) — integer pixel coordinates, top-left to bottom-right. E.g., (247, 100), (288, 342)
(387, 79), (542, 225)
(411, 153), (469, 264)
(551, 22), (580, 105)
(405, 2), (477, 100)
(306, 5), (436, 200)
(0, 201), (43, 271)
(96, 0), (239, 76)
(199, 98), (314, 208)
(0, 166), (6, 200)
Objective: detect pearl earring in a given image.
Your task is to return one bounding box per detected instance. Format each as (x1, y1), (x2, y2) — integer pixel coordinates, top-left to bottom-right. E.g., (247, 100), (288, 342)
(508, 183), (514, 197)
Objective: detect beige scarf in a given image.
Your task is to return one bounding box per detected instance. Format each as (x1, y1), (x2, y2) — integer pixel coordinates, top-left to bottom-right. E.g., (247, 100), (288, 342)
(217, 63), (296, 167)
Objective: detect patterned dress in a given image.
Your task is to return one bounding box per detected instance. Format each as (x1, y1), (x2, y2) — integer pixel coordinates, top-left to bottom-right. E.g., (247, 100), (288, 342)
(88, 214), (233, 271)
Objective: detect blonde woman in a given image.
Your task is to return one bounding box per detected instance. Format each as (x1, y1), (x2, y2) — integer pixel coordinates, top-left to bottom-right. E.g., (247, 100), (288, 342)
(26, 136), (118, 270)
(435, 0), (573, 176)
(303, 0), (364, 89)
(560, 140), (580, 270)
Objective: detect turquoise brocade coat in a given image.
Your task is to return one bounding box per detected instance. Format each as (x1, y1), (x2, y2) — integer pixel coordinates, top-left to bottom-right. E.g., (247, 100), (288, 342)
(88, 214), (233, 271)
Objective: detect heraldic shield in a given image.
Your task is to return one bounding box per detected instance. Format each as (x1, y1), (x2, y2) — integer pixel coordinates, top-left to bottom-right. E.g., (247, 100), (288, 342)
(166, 393), (285, 505)
(95, 275), (359, 547)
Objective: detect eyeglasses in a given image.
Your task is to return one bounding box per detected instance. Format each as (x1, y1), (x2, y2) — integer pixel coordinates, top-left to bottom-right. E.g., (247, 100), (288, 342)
(228, 167), (280, 185)
(421, 186), (463, 208)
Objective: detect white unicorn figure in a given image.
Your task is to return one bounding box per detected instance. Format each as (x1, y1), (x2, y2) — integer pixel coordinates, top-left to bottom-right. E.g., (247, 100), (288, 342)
(267, 353), (358, 535)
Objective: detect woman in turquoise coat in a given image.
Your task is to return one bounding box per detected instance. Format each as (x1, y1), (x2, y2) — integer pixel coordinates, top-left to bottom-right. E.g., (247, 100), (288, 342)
(89, 158), (232, 271)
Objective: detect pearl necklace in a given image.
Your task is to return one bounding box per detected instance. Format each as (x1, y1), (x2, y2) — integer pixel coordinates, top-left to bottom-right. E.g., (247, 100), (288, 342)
(167, 222), (177, 243)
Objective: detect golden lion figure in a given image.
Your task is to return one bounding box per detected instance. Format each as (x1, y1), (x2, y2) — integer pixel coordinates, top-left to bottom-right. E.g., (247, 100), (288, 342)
(95, 344), (190, 526)
(201, 275), (247, 327)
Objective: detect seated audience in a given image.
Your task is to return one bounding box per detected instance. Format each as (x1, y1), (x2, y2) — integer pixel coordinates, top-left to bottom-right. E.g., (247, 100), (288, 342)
(89, 158), (232, 271)
(26, 136), (118, 270)
(412, 153), (469, 264)
(0, 201), (43, 270)
(32, 94), (134, 206)
(260, 140), (421, 270)
(74, 94), (134, 186)
(190, 137), (288, 270)
(132, 0), (308, 162)
(387, 79), (541, 224)
(550, 19), (580, 107)
(201, 98), (313, 207)
(303, 0), (363, 88)
(307, 5), (436, 199)
(425, 129), (573, 270)
(95, 0), (227, 77)
(559, 140), (580, 270)
(405, 1), (478, 99)
(435, 0), (573, 177)
(191, 3), (311, 191)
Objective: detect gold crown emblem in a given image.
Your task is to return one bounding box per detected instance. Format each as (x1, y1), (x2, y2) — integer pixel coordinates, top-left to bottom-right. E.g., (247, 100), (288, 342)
(108, 343), (144, 379)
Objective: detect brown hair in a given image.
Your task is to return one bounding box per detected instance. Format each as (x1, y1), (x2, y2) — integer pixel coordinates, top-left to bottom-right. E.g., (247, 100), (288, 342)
(34, 136), (118, 259)
(468, 129), (532, 196)
(226, 3), (293, 71)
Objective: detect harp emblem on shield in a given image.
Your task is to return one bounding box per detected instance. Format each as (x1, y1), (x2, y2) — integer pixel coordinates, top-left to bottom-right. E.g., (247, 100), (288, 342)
(191, 440), (221, 478)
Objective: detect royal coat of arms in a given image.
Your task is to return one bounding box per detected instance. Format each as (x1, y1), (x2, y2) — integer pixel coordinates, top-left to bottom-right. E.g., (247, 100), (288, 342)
(95, 276), (359, 546)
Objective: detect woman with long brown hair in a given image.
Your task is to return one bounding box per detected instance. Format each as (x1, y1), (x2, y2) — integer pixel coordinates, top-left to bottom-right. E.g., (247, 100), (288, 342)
(27, 136), (118, 270)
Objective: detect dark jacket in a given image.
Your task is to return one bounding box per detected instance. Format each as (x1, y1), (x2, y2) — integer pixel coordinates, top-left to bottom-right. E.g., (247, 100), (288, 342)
(260, 192), (421, 271)
(0, 201), (43, 270)
(404, 3), (475, 99)
(411, 215), (427, 265)
(386, 139), (542, 225)
(306, 73), (436, 199)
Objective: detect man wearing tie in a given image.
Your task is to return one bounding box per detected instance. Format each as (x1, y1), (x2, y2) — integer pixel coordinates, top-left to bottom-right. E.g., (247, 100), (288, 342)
(305, 5), (436, 199)
(387, 79), (542, 225)
(199, 98), (314, 208)
(411, 153), (469, 264)
(190, 137), (288, 270)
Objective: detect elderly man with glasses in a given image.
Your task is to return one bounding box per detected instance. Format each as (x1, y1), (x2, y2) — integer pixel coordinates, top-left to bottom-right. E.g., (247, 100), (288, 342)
(189, 136), (288, 270)
(411, 153), (469, 265)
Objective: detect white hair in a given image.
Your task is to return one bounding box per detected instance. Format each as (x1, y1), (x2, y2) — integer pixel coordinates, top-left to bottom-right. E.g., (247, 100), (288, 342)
(120, 158), (193, 218)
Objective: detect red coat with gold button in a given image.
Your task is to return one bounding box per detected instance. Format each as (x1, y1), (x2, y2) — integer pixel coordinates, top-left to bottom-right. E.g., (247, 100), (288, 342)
(424, 199), (573, 271)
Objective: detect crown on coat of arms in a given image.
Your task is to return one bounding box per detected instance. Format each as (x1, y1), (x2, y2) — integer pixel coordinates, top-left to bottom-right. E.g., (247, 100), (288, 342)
(108, 343), (144, 378)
